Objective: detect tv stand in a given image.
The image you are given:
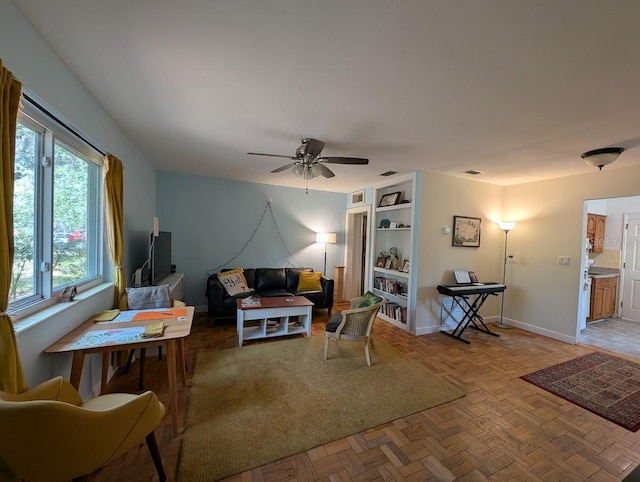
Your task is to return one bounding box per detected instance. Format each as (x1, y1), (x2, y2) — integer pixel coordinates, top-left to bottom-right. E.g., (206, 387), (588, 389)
(157, 272), (184, 300)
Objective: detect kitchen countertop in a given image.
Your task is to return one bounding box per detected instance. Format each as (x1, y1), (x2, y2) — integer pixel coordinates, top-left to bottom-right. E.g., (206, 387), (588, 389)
(588, 267), (620, 278)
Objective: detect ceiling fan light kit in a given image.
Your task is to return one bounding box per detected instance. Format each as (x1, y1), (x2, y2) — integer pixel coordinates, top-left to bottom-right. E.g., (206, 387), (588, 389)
(247, 138), (369, 193)
(581, 147), (624, 170)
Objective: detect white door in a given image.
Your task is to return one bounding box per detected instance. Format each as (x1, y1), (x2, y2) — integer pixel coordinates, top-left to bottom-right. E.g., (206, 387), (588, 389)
(621, 214), (640, 322)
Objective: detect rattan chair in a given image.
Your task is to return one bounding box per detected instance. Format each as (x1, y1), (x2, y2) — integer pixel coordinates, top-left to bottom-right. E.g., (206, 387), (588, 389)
(323, 295), (385, 366)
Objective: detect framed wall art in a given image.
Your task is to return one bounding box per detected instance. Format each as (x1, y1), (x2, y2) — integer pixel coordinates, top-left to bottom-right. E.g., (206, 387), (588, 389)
(378, 191), (401, 207)
(452, 215), (481, 247)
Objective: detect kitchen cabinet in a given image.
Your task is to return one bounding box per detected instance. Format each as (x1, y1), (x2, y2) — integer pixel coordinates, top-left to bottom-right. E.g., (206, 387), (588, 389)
(370, 173), (419, 333)
(587, 213), (606, 253)
(588, 276), (618, 321)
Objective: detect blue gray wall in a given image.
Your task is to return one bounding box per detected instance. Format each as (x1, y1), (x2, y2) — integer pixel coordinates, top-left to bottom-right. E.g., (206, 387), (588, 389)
(156, 171), (348, 308)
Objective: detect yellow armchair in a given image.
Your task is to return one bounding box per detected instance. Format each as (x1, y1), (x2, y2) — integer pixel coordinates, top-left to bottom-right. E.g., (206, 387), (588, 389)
(0, 376), (166, 482)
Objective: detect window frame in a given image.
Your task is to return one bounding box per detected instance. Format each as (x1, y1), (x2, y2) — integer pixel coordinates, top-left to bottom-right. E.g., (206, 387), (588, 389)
(9, 99), (104, 317)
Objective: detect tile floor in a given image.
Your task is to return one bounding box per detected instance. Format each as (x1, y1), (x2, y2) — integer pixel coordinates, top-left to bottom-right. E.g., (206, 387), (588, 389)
(580, 317), (640, 359)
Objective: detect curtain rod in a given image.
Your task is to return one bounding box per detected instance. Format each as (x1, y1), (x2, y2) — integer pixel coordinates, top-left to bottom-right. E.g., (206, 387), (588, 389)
(22, 93), (106, 156)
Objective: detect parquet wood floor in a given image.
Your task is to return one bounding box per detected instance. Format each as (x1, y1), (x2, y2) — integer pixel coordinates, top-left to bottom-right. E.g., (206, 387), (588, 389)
(94, 305), (640, 482)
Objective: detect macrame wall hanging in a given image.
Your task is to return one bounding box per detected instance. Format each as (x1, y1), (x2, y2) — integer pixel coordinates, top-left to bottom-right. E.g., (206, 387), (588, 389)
(207, 199), (303, 275)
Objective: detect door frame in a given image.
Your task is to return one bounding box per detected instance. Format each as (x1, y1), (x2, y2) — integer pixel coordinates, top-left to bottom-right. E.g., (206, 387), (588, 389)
(343, 205), (371, 301)
(619, 212), (640, 321)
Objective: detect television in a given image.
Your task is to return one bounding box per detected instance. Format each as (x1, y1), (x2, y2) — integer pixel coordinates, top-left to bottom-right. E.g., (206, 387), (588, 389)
(150, 231), (172, 285)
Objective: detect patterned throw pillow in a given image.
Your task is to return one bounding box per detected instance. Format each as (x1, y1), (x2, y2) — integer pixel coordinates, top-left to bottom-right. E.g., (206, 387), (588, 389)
(353, 291), (383, 308)
(218, 268), (252, 296)
(297, 271), (322, 292)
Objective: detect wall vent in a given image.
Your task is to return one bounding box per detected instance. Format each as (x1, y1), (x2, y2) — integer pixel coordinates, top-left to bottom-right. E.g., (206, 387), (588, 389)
(379, 170), (398, 177)
(462, 169), (484, 175)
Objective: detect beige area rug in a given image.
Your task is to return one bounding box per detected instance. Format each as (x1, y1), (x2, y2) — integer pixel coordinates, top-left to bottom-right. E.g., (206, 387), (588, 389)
(178, 336), (464, 481)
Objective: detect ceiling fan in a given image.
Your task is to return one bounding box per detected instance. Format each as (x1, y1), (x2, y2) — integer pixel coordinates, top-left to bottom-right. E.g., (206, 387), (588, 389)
(247, 138), (369, 191)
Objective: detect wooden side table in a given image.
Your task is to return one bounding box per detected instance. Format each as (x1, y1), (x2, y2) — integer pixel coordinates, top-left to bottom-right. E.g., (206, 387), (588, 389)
(334, 265), (346, 302)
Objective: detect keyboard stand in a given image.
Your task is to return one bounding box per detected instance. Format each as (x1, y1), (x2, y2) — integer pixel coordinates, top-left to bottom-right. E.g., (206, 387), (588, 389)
(437, 283), (505, 344)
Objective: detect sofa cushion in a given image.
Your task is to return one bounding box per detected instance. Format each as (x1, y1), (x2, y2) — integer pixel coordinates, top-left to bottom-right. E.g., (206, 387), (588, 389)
(297, 271), (322, 292)
(218, 269), (252, 296)
(255, 268), (286, 291)
(325, 311), (343, 333)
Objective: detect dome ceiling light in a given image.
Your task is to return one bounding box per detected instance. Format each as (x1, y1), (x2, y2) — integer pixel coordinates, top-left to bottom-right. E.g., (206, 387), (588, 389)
(581, 147), (624, 170)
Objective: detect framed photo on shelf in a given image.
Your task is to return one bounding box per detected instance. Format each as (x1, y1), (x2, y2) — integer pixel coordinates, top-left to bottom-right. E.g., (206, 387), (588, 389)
(452, 215), (481, 247)
(401, 258), (410, 272)
(376, 255), (388, 268)
(378, 191), (401, 207)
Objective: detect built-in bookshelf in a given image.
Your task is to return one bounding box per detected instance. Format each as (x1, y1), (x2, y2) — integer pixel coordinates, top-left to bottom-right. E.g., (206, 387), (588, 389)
(369, 173), (418, 333)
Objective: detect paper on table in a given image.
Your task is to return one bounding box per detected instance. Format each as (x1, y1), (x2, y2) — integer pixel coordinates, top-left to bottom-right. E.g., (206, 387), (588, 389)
(141, 322), (165, 338)
(132, 308), (187, 321)
(94, 309), (120, 322)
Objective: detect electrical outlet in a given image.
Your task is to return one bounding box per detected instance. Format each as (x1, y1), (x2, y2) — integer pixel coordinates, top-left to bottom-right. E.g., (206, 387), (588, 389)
(558, 256), (570, 265)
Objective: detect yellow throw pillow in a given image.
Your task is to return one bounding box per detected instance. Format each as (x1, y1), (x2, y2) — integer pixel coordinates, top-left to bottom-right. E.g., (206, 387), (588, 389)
(297, 271), (322, 292)
(218, 269), (252, 296)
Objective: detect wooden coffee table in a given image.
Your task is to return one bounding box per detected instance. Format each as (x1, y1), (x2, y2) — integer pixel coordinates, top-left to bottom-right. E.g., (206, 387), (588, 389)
(236, 296), (313, 346)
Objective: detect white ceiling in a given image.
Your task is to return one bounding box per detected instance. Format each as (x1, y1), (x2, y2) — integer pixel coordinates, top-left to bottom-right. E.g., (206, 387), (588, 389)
(10, 0), (640, 193)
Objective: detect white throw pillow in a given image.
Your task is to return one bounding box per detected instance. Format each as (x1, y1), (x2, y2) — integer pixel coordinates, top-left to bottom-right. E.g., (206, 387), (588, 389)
(218, 269), (252, 296)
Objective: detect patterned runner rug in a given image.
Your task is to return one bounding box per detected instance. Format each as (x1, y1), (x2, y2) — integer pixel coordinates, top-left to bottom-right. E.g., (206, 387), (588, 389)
(521, 351), (640, 432)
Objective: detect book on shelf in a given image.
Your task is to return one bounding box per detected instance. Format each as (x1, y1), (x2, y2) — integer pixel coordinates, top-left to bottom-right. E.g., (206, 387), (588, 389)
(241, 295), (262, 307)
(373, 276), (407, 296)
(381, 301), (407, 324)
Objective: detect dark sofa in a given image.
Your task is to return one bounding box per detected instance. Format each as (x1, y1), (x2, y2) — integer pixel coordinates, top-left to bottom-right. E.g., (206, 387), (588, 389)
(206, 267), (334, 319)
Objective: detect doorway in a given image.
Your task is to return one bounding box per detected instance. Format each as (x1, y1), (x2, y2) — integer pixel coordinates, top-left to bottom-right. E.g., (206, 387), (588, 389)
(621, 213), (640, 322)
(579, 197), (640, 358)
(344, 206), (371, 300)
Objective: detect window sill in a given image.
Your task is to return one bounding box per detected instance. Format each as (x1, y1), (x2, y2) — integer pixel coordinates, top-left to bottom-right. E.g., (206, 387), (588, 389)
(13, 282), (114, 335)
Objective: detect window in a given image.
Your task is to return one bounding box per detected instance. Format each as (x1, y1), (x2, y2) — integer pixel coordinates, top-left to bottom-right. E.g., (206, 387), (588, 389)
(9, 99), (102, 313)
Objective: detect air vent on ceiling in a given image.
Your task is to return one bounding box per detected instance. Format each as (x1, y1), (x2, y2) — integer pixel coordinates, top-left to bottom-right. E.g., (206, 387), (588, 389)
(462, 169), (484, 176)
(379, 170), (398, 177)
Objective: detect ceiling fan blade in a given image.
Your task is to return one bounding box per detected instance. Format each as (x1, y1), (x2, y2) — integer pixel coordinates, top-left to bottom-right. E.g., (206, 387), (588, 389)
(247, 152), (295, 159)
(271, 162), (298, 173)
(321, 156), (369, 165)
(302, 138), (325, 157)
(316, 163), (335, 178)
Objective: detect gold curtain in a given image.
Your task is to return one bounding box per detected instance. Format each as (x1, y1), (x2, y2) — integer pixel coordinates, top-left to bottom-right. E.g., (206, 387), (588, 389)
(103, 154), (126, 309)
(0, 60), (27, 393)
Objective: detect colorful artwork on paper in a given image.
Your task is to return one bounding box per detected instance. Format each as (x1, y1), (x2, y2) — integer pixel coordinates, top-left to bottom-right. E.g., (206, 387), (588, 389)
(70, 327), (146, 350)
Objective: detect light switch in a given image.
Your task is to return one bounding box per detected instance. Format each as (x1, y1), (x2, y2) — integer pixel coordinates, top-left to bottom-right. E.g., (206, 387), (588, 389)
(558, 256), (570, 265)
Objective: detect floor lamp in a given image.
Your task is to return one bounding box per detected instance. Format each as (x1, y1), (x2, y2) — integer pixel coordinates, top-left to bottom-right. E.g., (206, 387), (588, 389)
(495, 221), (516, 329)
(316, 232), (337, 276)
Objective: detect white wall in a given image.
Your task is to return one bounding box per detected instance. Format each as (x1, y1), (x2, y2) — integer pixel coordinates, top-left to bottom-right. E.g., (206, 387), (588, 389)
(1, 0), (157, 395)
(601, 196), (640, 248)
(504, 166), (640, 342)
(415, 172), (505, 334)
(411, 167), (640, 343)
